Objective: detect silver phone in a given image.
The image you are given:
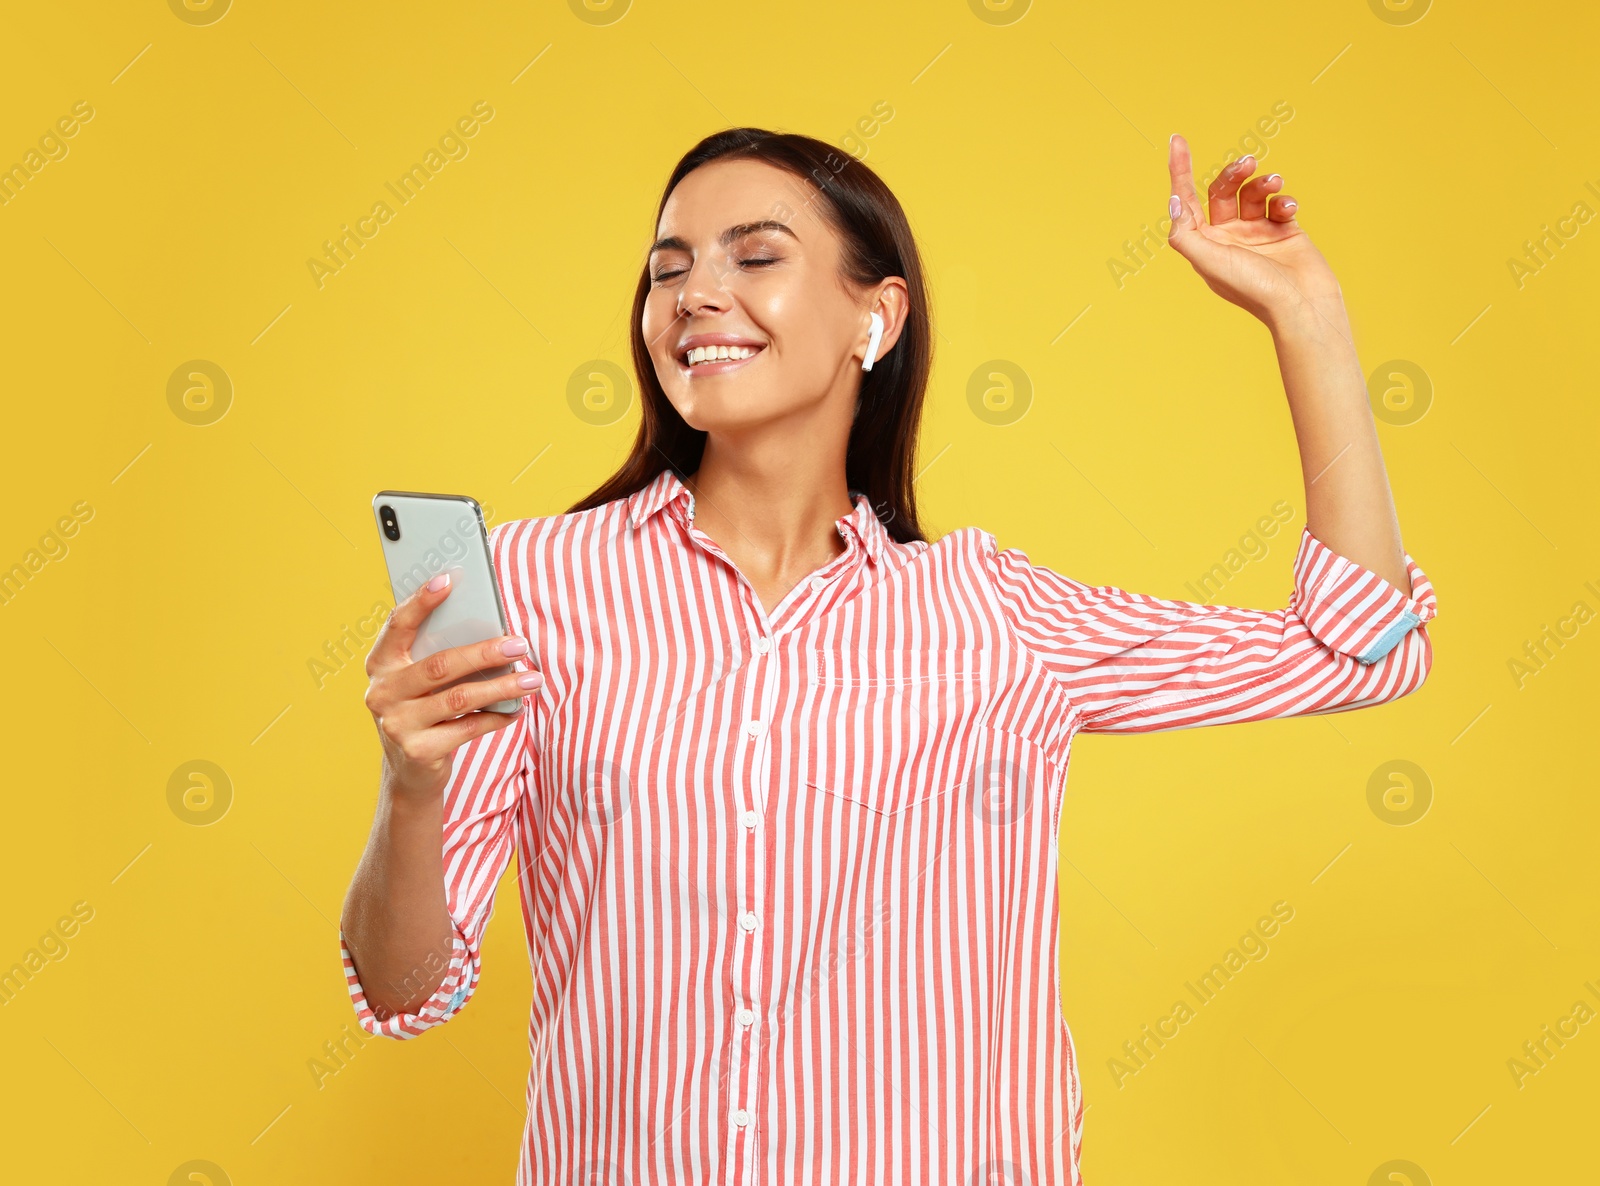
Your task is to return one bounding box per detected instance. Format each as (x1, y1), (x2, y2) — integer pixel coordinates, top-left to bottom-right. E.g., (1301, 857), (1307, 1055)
(372, 491), (521, 714)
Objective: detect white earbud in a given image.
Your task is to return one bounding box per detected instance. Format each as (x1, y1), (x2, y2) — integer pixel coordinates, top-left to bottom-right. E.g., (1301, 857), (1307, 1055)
(862, 310), (885, 372)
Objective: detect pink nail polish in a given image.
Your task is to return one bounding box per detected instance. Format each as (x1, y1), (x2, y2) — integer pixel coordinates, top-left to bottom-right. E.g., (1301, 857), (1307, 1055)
(426, 573), (449, 592)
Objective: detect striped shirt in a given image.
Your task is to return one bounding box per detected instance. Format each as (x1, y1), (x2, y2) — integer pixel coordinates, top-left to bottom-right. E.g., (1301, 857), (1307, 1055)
(341, 466), (1437, 1185)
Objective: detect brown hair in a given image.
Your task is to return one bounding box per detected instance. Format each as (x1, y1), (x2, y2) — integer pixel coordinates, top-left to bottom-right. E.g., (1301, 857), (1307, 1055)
(565, 128), (933, 543)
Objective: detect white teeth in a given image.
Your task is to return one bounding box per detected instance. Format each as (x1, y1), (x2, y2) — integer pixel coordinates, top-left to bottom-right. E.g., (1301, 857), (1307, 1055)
(684, 345), (758, 366)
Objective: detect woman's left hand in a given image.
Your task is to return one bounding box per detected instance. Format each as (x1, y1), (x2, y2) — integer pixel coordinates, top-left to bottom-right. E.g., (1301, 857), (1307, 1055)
(1166, 133), (1342, 327)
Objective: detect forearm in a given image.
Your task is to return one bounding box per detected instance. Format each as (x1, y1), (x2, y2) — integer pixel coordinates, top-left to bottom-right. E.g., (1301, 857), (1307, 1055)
(1267, 294), (1410, 592)
(340, 782), (457, 1020)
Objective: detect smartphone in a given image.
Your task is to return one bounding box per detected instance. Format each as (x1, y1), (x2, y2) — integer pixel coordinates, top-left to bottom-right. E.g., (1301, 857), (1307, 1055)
(372, 491), (521, 714)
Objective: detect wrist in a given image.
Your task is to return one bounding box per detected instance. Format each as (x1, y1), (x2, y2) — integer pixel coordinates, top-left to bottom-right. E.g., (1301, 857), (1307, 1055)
(1266, 289), (1351, 343)
(383, 776), (446, 824)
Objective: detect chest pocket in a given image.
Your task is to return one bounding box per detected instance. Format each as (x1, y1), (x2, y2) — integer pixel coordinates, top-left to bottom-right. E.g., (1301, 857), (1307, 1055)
(803, 647), (990, 816)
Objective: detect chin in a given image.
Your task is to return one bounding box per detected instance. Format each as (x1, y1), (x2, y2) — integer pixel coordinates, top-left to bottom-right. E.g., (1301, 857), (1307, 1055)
(659, 365), (820, 435)
(670, 394), (770, 435)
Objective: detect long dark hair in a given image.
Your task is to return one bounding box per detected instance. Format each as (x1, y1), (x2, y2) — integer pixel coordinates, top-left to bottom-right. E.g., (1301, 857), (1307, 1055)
(565, 128), (933, 543)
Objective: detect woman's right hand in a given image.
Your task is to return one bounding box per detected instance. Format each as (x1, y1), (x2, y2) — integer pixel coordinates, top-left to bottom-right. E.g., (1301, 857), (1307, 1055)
(363, 573), (541, 800)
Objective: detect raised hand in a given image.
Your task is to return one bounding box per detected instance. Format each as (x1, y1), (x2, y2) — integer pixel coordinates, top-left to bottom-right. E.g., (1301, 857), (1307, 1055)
(1166, 133), (1342, 327)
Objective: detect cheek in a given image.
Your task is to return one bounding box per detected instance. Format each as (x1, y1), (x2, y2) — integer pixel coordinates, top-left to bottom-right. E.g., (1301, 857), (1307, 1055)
(752, 278), (805, 324)
(641, 298), (680, 366)
(641, 292), (671, 337)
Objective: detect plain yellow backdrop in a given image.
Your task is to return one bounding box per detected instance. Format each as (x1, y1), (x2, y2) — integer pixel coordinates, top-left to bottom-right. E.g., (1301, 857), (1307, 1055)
(2, 1), (1595, 1182)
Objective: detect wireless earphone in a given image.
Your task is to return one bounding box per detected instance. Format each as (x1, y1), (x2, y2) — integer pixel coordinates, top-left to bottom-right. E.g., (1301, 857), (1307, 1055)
(862, 310), (885, 372)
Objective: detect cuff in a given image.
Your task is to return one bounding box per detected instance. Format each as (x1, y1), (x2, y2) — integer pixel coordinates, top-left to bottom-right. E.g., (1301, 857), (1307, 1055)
(1291, 525), (1438, 665)
(340, 926), (475, 1040)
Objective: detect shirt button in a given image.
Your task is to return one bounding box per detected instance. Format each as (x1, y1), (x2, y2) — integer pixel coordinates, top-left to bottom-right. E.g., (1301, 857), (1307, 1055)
(753, 636), (770, 654)
(810, 576), (825, 591)
(738, 911), (758, 932)
(741, 809), (758, 829)
(737, 1007), (756, 1026)
(733, 1108), (751, 1127)
(745, 719), (764, 737)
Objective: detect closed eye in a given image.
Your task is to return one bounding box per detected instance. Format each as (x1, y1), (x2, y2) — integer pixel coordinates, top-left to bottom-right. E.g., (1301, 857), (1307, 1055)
(652, 258), (781, 284)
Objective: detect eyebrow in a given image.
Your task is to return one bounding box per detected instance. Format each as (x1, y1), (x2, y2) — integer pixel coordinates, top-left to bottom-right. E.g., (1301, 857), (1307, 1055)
(649, 219), (799, 256)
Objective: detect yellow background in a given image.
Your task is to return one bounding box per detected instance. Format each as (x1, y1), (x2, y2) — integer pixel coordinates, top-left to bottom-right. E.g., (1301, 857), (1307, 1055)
(2, 0), (1595, 1182)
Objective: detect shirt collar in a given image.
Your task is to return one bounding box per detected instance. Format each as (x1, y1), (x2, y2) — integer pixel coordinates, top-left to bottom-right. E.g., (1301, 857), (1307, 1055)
(626, 468), (887, 565)
(625, 467), (685, 530)
(837, 488), (888, 565)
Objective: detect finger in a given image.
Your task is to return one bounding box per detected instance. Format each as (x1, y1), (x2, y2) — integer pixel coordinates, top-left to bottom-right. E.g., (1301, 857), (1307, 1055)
(1207, 154), (1255, 225)
(394, 633), (539, 702)
(1237, 172), (1281, 222)
(1167, 136), (1227, 272)
(1268, 192), (1300, 223)
(1167, 133), (1203, 226)
(416, 663), (539, 729)
(448, 705), (526, 745)
(367, 571), (454, 676)
(411, 702), (527, 765)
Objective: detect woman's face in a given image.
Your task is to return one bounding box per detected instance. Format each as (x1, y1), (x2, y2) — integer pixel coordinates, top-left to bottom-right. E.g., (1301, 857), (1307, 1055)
(642, 158), (880, 435)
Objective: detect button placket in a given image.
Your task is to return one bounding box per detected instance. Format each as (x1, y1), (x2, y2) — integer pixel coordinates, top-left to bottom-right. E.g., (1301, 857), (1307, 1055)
(729, 593), (779, 1166)
(743, 631), (768, 841)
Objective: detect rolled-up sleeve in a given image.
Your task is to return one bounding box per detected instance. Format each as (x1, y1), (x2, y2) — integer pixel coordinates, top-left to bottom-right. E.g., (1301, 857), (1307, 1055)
(985, 524), (1437, 734)
(340, 521), (538, 1039)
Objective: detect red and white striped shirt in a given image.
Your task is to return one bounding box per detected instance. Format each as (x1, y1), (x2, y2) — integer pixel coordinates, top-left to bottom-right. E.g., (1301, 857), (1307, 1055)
(341, 466), (1437, 1185)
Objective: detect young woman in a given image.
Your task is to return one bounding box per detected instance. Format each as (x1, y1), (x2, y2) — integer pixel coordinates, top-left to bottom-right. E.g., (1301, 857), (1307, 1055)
(341, 129), (1436, 1185)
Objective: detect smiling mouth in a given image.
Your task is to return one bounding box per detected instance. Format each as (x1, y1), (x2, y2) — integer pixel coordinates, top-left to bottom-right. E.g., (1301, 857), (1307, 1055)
(678, 345), (765, 376)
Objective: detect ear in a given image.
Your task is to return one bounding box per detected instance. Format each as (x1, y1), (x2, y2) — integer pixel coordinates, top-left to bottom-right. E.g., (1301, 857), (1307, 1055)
(857, 279), (910, 369)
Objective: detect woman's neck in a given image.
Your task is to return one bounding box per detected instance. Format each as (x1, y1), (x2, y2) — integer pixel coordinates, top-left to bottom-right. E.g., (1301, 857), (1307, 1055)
(683, 440), (855, 613)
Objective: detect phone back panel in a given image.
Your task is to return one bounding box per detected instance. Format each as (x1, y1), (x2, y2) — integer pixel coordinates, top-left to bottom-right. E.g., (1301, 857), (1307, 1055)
(372, 491), (518, 713)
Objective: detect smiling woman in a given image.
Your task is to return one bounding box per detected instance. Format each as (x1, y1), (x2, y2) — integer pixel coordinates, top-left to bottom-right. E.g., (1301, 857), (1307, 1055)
(340, 126), (1439, 1186)
(567, 129), (933, 559)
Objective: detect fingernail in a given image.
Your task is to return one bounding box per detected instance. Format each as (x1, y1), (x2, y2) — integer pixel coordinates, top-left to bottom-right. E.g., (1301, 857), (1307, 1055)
(426, 573), (450, 592)
(1168, 194), (1181, 221)
(1267, 173), (1281, 184)
(517, 671), (543, 689)
(501, 637), (530, 656)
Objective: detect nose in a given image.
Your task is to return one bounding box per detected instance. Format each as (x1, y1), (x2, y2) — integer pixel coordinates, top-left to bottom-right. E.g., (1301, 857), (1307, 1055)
(675, 251), (735, 319)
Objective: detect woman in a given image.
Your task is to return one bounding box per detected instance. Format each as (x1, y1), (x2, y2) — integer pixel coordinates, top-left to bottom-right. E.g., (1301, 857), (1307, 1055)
(341, 129), (1436, 1184)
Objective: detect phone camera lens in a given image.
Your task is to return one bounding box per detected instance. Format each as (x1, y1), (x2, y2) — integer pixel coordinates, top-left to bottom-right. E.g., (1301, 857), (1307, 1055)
(379, 504), (401, 542)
